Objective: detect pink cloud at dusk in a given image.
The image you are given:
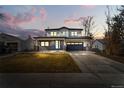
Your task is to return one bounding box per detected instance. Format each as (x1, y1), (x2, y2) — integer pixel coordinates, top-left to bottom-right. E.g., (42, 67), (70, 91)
(0, 7), (47, 28)
(0, 7), (47, 39)
(64, 16), (86, 25)
(40, 8), (47, 21)
(0, 11), (36, 28)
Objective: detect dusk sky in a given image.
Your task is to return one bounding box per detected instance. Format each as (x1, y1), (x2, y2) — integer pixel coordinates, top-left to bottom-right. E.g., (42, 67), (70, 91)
(0, 5), (120, 38)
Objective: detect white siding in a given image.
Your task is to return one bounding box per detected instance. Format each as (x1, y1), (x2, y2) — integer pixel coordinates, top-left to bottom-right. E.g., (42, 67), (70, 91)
(92, 41), (105, 51)
(46, 28), (83, 37)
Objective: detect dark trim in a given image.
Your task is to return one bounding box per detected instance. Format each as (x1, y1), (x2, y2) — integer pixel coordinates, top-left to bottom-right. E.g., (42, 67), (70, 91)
(33, 36), (66, 39)
(66, 36), (92, 39)
(34, 36), (92, 39)
(45, 27), (83, 31)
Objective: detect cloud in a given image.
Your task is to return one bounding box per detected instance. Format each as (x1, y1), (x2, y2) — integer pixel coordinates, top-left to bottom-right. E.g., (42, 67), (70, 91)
(0, 6), (47, 39)
(0, 8), (37, 27)
(40, 8), (47, 21)
(0, 7), (47, 28)
(64, 16), (86, 25)
(0, 22), (45, 39)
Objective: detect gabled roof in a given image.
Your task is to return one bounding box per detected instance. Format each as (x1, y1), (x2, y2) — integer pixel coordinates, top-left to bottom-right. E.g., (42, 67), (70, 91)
(0, 33), (22, 41)
(45, 26), (83, 31)
(94, 39), (107, 45)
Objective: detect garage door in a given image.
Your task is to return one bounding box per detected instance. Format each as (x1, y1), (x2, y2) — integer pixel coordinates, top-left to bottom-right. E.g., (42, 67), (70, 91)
(7, 42), (18, 52)
(66, 43), (83, 51)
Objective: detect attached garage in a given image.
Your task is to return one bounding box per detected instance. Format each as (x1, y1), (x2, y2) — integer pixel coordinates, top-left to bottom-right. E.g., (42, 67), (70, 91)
(66, 42), (83, 51)
(7, 42), (18, 52)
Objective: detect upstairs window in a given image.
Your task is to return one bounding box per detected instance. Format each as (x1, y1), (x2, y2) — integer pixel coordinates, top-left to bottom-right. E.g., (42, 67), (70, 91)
(63, 32), (66, 36)
(74, 32), (77, 36)
(71, 32), (78, 36)
(51, 32), (54, 36)
(50, 32), (57, 36)
(53, 32), (57, 36)
(71, 32), (74, 36)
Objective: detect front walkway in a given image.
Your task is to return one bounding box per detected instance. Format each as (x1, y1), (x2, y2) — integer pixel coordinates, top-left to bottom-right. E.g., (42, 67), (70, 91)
(0, 51), (124, 87)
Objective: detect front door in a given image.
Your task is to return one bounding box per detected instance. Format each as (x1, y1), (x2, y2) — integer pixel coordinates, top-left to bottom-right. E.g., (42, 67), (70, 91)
(55, 40), (60, 49)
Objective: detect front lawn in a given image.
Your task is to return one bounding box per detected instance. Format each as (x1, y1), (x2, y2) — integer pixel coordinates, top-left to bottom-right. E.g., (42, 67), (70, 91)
(0, 52), (81, 73)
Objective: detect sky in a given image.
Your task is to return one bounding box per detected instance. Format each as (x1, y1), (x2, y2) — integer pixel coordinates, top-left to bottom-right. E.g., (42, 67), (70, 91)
(0, 5), (120, 39)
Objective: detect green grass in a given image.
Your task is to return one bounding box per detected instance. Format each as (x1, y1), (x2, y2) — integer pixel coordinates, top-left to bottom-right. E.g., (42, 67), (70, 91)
(0, 52), (81, 73)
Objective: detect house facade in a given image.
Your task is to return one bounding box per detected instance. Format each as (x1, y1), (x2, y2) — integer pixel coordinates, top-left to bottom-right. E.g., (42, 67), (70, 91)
(92, 39), (106, 52)
(0, 33), (34, 53)
(34, 27), (92, 51)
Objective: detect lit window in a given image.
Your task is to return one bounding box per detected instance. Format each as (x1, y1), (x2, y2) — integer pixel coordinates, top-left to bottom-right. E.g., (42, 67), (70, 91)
(51, 32), (57, 36)
(71, 32), (77, 36)
(51, 32), (54, 36)
(74, 32), (77, 36)
(71, 32), (74, 36)
(41, 42), (49, 46)
(45, 42), (49, 46)
(67, 43), (70, 45)
(41, 42), (45, 46)
(79, 43), (82, 45)
(63, 32), (65, 35)
(54, 32), (57, 36)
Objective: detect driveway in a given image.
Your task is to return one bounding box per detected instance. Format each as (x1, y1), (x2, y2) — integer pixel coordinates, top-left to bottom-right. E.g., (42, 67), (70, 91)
(69, 51), (124, 87)
(0, 51), (124, 88)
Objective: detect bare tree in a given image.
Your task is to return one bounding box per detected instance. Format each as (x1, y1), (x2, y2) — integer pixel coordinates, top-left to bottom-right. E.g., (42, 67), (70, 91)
(104, 6), (113, 55)
(81, 16), (95, 37)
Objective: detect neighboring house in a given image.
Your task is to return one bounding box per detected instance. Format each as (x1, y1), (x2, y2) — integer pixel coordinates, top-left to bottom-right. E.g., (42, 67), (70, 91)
(34, 27), (92, 51)
(0, 33), (34, 53)
(92, 39), (106, 52)
(24, 35), (35, 51)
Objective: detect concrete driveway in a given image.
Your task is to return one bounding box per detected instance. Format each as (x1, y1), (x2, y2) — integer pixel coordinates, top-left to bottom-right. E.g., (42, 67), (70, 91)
(0, 51), (124, 88)
(69, 51), (124, 87)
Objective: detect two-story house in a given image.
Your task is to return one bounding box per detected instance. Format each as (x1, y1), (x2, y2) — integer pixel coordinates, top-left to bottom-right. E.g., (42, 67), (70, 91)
(34, 27), (92, 51)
